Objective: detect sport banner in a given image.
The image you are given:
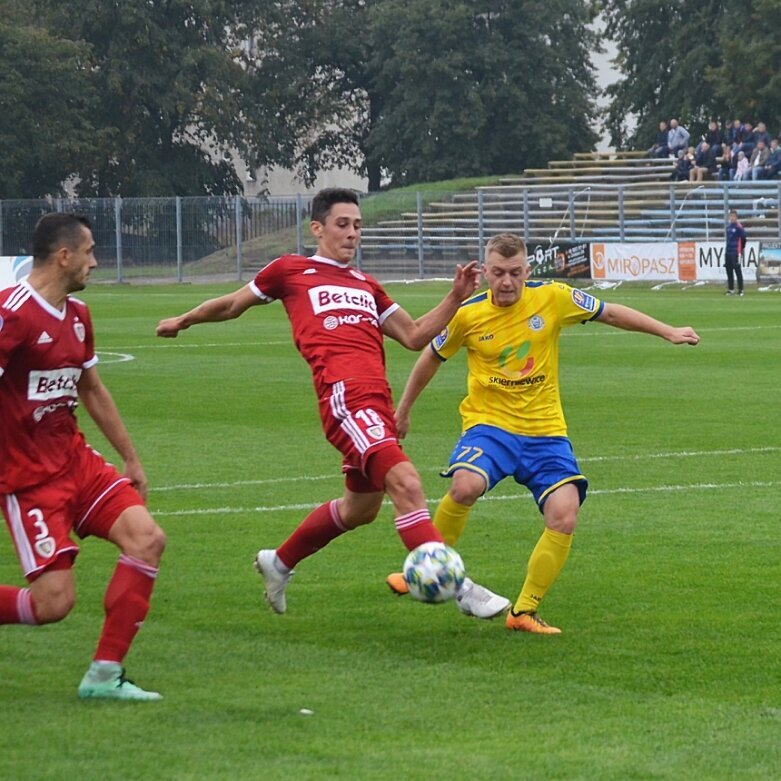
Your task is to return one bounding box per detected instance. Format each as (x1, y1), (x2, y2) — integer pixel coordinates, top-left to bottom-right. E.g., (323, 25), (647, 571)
(0, 256), (33, 288)
(691, 242), (760, 282)
(758, 241), (781, 284)
(528, 241), (591, 279)
(590, 243), (679, 281)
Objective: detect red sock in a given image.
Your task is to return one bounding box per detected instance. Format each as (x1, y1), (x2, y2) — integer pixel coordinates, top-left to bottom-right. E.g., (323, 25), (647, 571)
(0, 586), (37, 625)
(394, 509), (443, 551)
(93, 555), (158, 663)
(276, 500), (347, 569)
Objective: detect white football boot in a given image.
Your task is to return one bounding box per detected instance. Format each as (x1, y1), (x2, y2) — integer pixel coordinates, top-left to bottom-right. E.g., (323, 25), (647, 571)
(456, 577), (511, 619)
(254, 549), (294, 614)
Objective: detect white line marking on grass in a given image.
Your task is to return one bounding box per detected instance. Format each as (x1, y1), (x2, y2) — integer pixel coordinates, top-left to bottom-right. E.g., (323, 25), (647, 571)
(151, 479), (781, 518)
(149, 446), (781, 493)
(96, 351), (135, 364)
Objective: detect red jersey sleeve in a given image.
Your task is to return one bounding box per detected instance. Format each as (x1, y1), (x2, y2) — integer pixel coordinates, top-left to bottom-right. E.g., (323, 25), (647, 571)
(0, 305), (27, 378)
(250, 256), (288, 301)
(368, 276), (400, 324)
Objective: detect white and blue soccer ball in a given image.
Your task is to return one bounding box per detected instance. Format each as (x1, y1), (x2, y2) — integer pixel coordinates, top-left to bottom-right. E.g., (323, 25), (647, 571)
(403, 542), (465, 604)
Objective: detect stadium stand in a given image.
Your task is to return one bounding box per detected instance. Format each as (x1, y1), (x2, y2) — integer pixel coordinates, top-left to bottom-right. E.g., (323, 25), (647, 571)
(359, 151), (781, 273)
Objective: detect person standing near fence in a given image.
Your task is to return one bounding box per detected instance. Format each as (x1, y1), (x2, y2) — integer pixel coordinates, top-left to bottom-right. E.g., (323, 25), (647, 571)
(725, 210), (746, 296)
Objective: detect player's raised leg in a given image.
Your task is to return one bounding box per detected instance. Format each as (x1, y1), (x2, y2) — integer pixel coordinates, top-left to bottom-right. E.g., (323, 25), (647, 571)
(256, 489), (384, 614)
(386, 467), (510, 619)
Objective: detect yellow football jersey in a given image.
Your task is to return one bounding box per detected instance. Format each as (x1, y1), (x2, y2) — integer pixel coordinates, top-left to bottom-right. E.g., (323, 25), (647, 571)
(431, 281), (604, 436)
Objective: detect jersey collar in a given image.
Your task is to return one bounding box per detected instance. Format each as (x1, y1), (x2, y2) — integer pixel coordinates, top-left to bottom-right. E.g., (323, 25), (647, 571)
(309, 254), (351, 269)
(21, 281), (67, 321)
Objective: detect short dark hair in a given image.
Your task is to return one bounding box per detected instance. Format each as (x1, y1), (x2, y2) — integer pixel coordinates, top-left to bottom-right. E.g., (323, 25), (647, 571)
(32, 212), (92, 264)
(485, 233), (527, 259)
(729, 209), (738, 217)
(310, 188), (359, 224)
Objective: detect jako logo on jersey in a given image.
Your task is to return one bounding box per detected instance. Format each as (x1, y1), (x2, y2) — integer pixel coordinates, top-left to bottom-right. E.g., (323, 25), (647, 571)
(528, 315), (545, 331)
(309, 285), (378, 317)
(73, 320), (85, 342)
(498, 341), (535, 377)
(323, 314), (364, 330)
(303, 268), (317, 275)
(28, 368), (81, 400)
(571, 289), (597, 312)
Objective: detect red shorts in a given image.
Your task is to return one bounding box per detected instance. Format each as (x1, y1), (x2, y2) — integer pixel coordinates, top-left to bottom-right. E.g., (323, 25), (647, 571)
(1, 445), (144, 580)
(318, 379), (409, 493)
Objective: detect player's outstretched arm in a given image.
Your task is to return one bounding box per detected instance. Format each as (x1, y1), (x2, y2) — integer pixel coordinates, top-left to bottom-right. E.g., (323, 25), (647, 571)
(156, 285), (264, 338)
(382, 261), (479, 350)
(77, 366), (149, 500)
(395, 348), (442, 439)
(596, 303), (700, 345)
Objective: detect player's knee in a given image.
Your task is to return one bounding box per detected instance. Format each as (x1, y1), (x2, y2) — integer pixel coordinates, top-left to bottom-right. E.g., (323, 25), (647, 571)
(34, 587), (75, 624)
(449, 474), (483, 506)
(341, 507), (378, 529)
(384, 463), (424, 506)
(121, 521), (166, 566)
(139, 524), (166, 565)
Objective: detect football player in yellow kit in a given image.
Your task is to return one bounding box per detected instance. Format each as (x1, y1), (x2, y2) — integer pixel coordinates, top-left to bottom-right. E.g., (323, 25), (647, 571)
(387, 233), (700, 633)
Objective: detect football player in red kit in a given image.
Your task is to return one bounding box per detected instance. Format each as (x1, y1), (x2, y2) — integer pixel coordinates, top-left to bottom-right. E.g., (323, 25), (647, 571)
(157, 188), (510, 619)
(0, 213), (165, 700)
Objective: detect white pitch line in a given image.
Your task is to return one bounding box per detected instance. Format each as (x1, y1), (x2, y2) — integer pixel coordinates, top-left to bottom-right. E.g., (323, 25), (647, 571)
(151, 478), (781, 518)
(149, 445), (781, 493)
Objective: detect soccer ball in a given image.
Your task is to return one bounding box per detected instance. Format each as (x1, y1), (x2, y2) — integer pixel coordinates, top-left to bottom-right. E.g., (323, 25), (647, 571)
(403, 542), (465, 604)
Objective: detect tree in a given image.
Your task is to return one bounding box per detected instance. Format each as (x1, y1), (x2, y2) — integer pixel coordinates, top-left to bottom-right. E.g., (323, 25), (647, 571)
(33, 0), (281, 197)
(0, 3), (97, 198)
(601, 1), (781, 149)
(711, 0), (781, 131)
(242, 0), (601, 190)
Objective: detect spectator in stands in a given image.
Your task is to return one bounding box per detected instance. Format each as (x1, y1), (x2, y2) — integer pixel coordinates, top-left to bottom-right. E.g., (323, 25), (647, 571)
(734, 150), (750, 181)
(667, 118), (690, 157)
(671, 147), (695, 181)
(727, 119), (744, 150)
(703, 120), (724, 150)
(718, 143), (734, 181)
(737, 121), (756, 158)
(762, 138), (781, 179)
(690, 141), (718, 181)
(750, 139), (770, 180)
(755, 122), (772, 148)
(648, 120), (669, 158)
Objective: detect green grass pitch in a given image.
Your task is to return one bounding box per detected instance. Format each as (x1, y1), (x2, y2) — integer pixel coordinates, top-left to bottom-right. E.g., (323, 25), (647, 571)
(1, 281), (779, 780)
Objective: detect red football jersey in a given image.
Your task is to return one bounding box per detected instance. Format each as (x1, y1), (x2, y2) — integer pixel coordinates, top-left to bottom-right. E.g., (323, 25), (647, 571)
(0, 282), (97, 492)
(251, 254), (400, 391)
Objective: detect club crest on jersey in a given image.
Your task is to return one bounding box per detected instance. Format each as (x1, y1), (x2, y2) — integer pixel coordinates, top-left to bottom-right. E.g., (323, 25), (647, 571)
(35, 536), (55, 558)
(571, 288), (597, 312)
(349, 269), (366, 281)
(366, 422), (386, 440)
(528, 315), (545, 331)
(73, 320), (86, 342)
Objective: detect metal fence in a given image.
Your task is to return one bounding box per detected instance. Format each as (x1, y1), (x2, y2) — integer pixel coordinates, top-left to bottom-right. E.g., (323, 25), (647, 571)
(3, 181), (780, 282)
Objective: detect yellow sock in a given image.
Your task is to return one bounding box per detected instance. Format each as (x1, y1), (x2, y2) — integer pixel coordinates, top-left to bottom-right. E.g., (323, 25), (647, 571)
(433, 493), (471, 547)
(514, 528), (573, 614)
